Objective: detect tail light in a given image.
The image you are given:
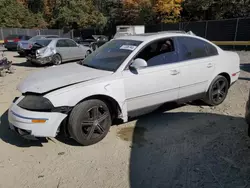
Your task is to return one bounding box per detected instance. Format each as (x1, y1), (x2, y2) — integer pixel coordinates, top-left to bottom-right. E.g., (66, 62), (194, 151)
(14, 38), (20, 42)
(4, 39), (7, 43)
(28, 44), (33, 49)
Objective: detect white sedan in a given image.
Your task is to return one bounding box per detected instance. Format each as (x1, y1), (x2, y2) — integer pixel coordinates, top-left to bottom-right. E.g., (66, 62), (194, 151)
(8, 32), (240, 146)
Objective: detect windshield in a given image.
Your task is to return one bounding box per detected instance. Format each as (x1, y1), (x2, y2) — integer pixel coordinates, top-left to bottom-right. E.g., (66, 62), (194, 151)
(83, 39), (142, 72)
(34, 39), (52, 47)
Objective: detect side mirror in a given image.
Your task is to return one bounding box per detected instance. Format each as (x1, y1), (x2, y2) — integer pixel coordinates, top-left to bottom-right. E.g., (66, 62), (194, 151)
(130, 58), (147, 69)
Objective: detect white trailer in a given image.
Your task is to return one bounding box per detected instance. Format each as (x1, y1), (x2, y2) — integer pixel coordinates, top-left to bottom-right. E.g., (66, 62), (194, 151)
(113, 25), (145, 39)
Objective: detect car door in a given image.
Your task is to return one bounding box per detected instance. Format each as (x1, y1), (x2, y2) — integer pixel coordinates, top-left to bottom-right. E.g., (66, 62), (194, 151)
(65, 39), (83, 60)
(176, 36), (217, 99)
(122, 38), (181, 113)
(55, 39), (70, 61)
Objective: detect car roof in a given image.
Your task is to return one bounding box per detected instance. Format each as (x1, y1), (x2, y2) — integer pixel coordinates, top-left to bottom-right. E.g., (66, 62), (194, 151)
(36, 37), (70, 41)
(36, 35), (58, 37)
(116, 31), (198, 42)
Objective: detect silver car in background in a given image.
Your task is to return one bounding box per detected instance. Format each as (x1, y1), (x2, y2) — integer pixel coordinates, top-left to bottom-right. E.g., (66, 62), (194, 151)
(26, 38), (92, 66)
(17, 35), (59, 56)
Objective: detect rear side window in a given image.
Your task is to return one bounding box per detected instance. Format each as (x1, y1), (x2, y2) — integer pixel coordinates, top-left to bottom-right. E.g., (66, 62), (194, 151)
(177, 37), (218, 61)
(206, 43), (218, 56)
(65, 39), (77, 47)
(56, 40), (68, 47)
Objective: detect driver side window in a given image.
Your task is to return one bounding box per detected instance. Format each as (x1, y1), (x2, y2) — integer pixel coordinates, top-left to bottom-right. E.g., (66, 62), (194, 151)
(135, 38), (178, 67)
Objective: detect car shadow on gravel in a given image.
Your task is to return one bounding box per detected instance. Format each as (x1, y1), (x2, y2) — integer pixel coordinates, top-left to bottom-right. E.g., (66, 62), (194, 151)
(0, 110), (48, 147)
(128, 107), (250, 188)
(12, 61), (39, 68)
(239, 77), (250, 81)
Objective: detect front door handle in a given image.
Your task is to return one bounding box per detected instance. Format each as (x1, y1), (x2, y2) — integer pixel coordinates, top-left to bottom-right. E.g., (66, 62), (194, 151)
(207, 63), (213, 68)
(170, 70), (180, 75)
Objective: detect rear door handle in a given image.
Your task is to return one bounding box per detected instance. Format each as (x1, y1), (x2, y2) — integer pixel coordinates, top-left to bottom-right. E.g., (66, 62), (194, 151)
(207, 63), (213, 68)
(170, 70), (180, 75)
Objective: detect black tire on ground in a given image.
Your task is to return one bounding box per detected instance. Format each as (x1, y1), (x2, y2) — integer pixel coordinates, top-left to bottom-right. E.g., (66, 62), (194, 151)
(52, 54), (62, 65)
(204, 75), (229, 106)
(68, 99), (112, 146)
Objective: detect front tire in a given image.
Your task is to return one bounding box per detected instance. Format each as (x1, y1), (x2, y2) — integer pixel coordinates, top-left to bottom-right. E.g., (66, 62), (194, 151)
(68, 99), (112, 146)
(204, 75), (229, 106)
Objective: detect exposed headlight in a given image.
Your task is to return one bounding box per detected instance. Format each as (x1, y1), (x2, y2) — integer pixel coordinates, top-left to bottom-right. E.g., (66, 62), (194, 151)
(17, 95), (54, 111)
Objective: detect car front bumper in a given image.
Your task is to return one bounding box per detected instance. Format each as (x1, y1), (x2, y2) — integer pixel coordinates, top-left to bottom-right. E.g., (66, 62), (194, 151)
(8, 99), (67, 138)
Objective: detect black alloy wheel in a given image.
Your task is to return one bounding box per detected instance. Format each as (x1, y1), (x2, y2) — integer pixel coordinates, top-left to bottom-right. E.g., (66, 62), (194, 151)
(68, 99), (112, 146)
(52, 54), (62, 65)
(205, 75), (229, 106)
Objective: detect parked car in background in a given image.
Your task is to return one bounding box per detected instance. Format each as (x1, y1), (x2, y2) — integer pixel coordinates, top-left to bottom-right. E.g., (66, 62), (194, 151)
(245, 91), (250, 136)
(8, 32), (240, 146)
(17, 35), (59, 56)
(80, 35), (109, 51)
(4, 35), (31, 51)
(26, 38), (91, 66)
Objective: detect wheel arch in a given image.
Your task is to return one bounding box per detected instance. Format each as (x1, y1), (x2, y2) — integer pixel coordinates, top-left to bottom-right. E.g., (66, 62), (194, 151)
(206, 72), (231, 93)
(218, 72), (231, 86)
(78, 94), (122, 121)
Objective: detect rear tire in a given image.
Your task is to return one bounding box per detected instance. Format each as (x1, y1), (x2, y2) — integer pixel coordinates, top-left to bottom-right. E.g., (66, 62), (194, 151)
(68, 99), (112, 146)
(204, 75), (229, 106)
(52, 54), (62, 65)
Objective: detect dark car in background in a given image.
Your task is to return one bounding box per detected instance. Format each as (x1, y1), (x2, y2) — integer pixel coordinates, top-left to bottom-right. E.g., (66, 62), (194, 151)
(79, 35), (109, 51)
(4, 35), (31, 51)
(245, 91), (250, 136)
(17, 35), (59, 56)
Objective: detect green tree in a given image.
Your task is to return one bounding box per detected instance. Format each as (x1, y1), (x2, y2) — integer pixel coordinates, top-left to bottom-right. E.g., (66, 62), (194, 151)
(52, 0), (107, 30)
(0, 0), (46, 28)
(183, 0), (250, 21)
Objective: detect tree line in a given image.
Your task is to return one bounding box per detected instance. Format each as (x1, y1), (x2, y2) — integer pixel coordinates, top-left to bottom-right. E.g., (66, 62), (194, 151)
(0, 0), (250, 29)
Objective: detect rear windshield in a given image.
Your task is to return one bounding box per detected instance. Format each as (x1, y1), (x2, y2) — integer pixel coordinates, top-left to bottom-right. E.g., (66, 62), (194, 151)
(29, 36), (43, 42)
(6, 35), (22, 39)
(35, 39), (52, 46)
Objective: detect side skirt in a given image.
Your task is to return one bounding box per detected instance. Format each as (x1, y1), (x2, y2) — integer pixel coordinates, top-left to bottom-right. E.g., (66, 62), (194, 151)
(127, 92), (206, 119)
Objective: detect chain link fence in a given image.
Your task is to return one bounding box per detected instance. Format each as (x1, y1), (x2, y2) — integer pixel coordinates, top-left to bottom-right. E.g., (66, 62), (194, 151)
(146, 17), (250, 50)
(0, 28), (73, 40)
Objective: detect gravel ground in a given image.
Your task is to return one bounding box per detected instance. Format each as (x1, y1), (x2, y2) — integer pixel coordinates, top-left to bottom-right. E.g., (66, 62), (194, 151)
(0, 51), (250, 188)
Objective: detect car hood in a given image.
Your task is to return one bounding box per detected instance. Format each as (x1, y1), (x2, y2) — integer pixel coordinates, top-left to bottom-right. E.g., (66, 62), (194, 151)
(17, 63), (113, 94)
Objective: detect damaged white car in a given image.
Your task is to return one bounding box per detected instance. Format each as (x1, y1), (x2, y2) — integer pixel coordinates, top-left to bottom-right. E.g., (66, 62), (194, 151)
(26, 38), (92, 66)
(8, 32), (240, 146)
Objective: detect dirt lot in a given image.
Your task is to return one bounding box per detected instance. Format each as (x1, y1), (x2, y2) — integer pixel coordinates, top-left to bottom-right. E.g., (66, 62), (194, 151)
(0, 50), (250, 188)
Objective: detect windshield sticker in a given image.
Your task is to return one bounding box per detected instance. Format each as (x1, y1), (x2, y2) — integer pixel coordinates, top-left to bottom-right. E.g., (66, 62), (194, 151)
(120, 45), (137, 51)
